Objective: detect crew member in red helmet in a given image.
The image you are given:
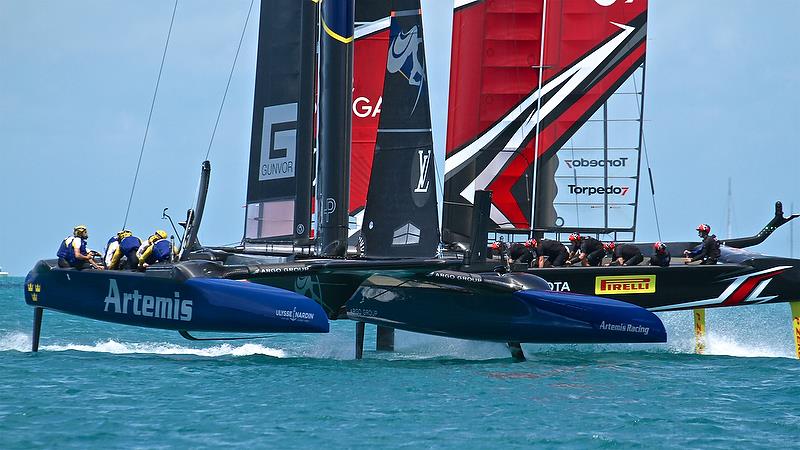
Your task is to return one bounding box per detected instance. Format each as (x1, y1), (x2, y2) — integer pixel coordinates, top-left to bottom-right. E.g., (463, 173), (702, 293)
(508, 241), (535, 266)
(604, 241), (643, 266)
(684, 223), (720, 265)
(529, 238), (569, 268)
(649, 241), (671, 267)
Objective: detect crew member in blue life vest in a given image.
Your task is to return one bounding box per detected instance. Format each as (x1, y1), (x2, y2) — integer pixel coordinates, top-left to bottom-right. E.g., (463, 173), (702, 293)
(104, 230), (142, 270)
(138, 230), (175, 269)
(604, 241), (644, 266)
(649, 241), (671, 267)
(684, 223), (720, 265)
(56, 225), (103, 270)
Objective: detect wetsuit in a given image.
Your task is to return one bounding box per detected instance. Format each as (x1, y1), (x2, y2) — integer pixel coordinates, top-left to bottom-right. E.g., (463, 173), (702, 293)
(569, 237), (604, 266)
(649, 250), (671, 267)
(508, 243), (535, 266)
(535, 239), (569, 267)
(691, 234), (720, 265)
(609, 244), (644, 266)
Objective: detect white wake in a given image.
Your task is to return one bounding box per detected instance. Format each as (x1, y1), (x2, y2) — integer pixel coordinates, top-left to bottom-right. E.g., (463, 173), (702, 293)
(0, 331), (286, 358)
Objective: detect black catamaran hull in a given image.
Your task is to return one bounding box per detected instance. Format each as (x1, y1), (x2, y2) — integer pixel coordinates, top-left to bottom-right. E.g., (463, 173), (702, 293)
(526, 255), (800, 312)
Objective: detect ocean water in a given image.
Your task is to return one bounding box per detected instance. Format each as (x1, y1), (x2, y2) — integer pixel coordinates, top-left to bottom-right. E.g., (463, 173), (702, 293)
(1, 276), (799, 449)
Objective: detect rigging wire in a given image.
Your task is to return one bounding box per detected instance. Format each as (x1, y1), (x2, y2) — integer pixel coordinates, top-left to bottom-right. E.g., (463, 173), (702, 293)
(632, 70), (662, 240)
(204, 0), (256, 161)
(184, 0), (254, 249)
(122, 0), (179, 229)
(530, 0), (548, 238)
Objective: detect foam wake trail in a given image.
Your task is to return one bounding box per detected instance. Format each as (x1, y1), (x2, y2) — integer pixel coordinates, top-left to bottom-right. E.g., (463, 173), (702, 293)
(0, 332), (287, 358)
(658, 307), (797, 359)
(704, 333), (794, 359)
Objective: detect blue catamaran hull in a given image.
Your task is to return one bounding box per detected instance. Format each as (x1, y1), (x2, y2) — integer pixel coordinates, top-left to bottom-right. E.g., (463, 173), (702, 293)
(24, 261), (329, 334)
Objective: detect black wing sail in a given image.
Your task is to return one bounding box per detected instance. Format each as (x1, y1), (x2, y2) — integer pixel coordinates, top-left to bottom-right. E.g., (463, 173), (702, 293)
(244, 0), (317, 245)
(361, 0), (440, 258)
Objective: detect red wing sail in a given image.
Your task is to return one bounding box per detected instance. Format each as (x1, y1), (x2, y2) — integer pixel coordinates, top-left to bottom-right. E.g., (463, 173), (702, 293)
(351, 21), (390, 237)
(443, 0), (647, 241)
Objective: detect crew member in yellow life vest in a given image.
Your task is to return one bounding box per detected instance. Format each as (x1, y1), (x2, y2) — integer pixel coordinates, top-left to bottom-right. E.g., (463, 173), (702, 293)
(56, 225), (103, 270)
(136, 230), (167, 262)
(137, 230), (175, 269)
(104, 230), (142, 270)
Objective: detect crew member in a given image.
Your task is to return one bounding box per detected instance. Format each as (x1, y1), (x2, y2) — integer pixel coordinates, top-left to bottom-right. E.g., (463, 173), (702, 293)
(567, 232), (582, 261)
(605, 242), (644, 266)
(567, 233), (605, 266)
(684, 223), (720, 265)
(103, 233), (120, 268)
(105, 230), (142, 270)
(138, 231), (175, 269)
(508, 241), (535, 267)
(56, 225), (103, 270)
(530, 238), (569, 268)
(136, 230), (168, 262)
(649, 241), (671, 267)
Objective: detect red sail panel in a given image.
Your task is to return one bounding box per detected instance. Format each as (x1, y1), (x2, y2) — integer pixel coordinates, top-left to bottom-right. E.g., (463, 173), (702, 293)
(351, 29), (389, 214)
(490, 44), (646, 226)
(445, 0), (647, 233)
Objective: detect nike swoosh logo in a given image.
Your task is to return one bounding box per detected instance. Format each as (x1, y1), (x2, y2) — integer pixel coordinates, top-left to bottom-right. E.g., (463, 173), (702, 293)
(391, 30), (414, 58)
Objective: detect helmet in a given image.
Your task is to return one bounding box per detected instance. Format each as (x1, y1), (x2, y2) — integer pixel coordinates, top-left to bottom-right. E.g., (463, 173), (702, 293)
(155, 230), (168, 240)
(654, 241), (667, 253)
(117, 229), (133, 240)
(73, 225), (88, 239)
(568, 232), (581, 242)
(490, 242), (501, 250)
(696, 224), (711, 235)
(525, 239), (537, 248)
(603, 241), (616, 252)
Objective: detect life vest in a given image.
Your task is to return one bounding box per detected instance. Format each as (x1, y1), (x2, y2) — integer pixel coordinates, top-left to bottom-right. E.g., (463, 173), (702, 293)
(119, 236), (142, 255)
(145, 239), (173, 264)
(57, 236), (86, 265)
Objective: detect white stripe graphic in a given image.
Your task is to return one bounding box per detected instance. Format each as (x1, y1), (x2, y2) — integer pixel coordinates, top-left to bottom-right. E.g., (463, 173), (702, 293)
(355, 18), (391, 39)
(647, 265), (792, 312)
(446, 21), (635, 183)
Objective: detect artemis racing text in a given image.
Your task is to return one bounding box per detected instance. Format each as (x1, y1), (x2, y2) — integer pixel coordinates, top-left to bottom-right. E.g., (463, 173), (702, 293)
(103, 279), (192, 322)
(599, 321), (649, 335)
(568, 185), (629, 196)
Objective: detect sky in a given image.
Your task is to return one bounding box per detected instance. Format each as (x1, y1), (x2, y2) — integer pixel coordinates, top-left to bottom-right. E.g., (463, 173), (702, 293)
(1, 0), (799, 275)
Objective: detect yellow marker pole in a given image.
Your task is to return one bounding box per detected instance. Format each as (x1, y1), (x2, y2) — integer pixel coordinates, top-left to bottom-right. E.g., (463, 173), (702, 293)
(693, 308), (706, 355)
(791, 302), (800, 359)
